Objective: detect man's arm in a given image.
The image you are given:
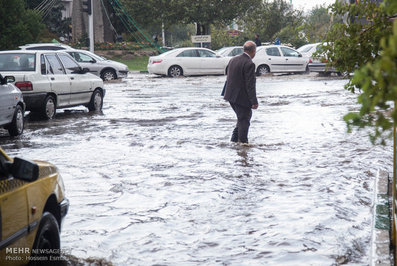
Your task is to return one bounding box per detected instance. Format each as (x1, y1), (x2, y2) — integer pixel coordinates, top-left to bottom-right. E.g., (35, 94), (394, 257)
(245, 61), (258, 109)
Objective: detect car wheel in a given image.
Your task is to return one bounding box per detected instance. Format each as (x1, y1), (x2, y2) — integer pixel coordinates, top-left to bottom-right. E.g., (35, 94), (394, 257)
(168, 66), (183, 77)
(8, 105), (24, 136)
(42, 95), (56, 120)
(88, 89), (103, 112)
(101, 69), (116, 81)
(305, 65), (310, 74)
(256, 65), (270, 76)
(30, 212), (60, 263)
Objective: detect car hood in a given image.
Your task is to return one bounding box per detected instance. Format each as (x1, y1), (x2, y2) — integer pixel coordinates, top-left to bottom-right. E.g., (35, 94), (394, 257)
(101, 60), (128, 70)
(34, 160), (59, 179)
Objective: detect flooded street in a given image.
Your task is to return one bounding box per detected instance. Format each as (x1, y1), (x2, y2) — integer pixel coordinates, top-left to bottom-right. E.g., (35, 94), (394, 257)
(0, 73), (392, 265)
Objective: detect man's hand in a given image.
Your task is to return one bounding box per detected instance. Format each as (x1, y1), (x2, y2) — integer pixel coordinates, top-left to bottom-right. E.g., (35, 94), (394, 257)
(252, 104), (258, 109)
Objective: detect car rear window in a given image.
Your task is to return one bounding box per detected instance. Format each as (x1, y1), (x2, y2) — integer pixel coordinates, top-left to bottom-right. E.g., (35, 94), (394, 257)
(0, 53), (36, 71)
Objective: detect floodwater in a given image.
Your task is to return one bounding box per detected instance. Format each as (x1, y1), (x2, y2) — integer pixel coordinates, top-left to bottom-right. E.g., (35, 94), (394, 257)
(0, 73), (392, 265)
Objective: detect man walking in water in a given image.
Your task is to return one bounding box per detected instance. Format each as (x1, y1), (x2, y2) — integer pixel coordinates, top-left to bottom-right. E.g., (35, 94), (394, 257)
(223, 41), (258, 144)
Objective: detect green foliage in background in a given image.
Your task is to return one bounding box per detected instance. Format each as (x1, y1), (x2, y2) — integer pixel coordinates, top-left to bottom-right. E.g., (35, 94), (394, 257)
(303, 5), (334, 43)
(111, 56), (149, 71)
(238, 0), (300, 44)
(210, 24), (247, 50)
(0, 0), (43, 49)
(326, 0), (397, 144)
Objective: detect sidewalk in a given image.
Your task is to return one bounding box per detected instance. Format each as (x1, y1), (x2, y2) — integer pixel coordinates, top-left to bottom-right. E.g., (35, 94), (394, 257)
(372, 170), (392, 265)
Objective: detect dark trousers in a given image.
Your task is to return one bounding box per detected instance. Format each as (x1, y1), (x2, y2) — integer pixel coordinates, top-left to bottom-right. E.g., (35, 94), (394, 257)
(230, 102), (252, 143)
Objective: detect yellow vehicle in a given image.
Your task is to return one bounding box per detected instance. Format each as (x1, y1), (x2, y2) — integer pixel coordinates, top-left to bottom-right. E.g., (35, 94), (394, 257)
(0, 148), (69, 265)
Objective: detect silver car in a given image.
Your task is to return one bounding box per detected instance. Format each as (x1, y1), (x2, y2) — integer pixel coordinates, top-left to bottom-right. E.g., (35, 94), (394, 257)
(0, 50), (105, 120)
(19, 44), (129, 81)
(66, 49), (129, 81)
(0, 75), (25, 136)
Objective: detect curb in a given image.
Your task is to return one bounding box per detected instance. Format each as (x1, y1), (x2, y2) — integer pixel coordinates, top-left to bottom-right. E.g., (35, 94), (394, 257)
(371, 169), (392, 265)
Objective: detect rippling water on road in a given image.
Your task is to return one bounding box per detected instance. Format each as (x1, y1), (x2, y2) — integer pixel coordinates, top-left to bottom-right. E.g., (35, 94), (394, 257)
(1, 73), (392, 265)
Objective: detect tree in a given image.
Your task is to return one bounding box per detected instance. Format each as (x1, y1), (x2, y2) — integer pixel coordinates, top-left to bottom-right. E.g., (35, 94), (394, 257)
(238, 0), (301, 43)
(0, 0), (44, 49)
(26, 0), (71, 39)
(325, 0), (397, 143)
(303, 5), (334, 43)
(120, 0), (260, 35)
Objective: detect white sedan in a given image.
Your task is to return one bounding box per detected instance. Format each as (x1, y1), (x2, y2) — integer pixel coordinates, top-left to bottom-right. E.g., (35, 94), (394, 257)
(147, 47), (229, 77)
(0, 50), (105, 119)
(253, 45), (310, 75)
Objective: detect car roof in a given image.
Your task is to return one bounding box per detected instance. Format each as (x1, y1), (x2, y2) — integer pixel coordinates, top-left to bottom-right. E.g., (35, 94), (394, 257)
(175, 47), (214, 51)
(19, 43), (74, 50)
(0, 50), (64, 54)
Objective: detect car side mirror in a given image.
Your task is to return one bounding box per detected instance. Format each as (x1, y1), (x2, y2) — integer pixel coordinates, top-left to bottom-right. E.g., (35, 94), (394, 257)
(90, 59), (96, 63)
(298, 54), (302, 57)
(10, 157), (39, 182)
(4, 76), (15, 83)
(82, 67), (90, 74)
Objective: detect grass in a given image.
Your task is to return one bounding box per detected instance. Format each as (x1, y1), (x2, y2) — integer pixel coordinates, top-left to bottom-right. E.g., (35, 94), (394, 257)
(110, 56), (149, 72)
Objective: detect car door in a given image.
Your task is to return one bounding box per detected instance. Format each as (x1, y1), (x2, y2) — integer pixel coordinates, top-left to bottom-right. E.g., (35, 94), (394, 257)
(0, 178), (30, 258)
(197, 49), (225, 75)
(280, 47), (306, 72)
(264, 47), (284, 72)
(0, 84), (14, 126)
(57, 53), (93, 106)
(175, 49), (201, 75)
(67, 51), (100, 76)
(43, 54), (71, 107)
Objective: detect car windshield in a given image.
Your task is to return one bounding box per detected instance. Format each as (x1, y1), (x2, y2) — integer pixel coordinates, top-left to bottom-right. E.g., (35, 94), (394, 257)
(297, 45), (313, 53)
(82, 51), (106, 61)
(0, 53), (36, 71)
(216, 47), (230, 56)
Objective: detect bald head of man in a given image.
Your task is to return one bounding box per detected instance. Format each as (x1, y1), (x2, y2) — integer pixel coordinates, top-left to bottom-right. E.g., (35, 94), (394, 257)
(243, 41), (257, 59)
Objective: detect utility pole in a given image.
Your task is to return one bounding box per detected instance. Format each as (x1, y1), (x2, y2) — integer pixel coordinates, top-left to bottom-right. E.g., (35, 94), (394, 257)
(82, 0), (94, 52)
(162, 22), (165, 47)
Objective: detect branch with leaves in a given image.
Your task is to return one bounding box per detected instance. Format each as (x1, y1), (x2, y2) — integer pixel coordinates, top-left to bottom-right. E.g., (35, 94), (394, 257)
(326, 0), (397, 144)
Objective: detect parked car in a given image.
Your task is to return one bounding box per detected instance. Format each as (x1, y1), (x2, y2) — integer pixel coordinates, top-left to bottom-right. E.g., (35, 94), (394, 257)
(0, 50), (105, 119)
(216, 46), (243, 57)
(0, 147), (69, 264)
(19, 43), (74, 51)
(253, 45), (310, 75)
(147, 47), (229, 77)
(19, 44), (129, 81)
(0, 75), (25, 136)
(66, 49), (129, 81)
(306, 43), (340, 75)
(297, 43), (321, 58)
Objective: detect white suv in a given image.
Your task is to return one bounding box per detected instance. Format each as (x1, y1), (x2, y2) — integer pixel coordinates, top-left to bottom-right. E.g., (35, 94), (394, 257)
(0, 50), (105, 119)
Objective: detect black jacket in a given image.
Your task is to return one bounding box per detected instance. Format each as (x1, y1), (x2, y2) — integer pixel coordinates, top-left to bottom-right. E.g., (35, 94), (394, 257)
(223, 53), (258, 108)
